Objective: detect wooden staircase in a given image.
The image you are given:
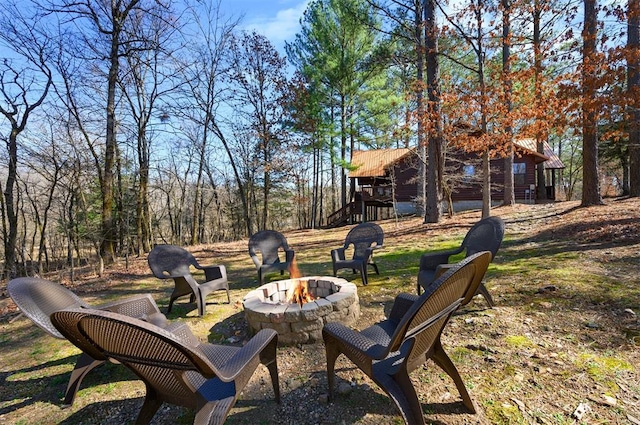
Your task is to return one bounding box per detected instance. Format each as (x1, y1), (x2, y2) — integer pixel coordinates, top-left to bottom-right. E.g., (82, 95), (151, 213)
(324, 202), (361, 228)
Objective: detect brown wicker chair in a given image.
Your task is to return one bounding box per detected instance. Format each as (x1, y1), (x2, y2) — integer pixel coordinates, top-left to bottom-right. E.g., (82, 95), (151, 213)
(148, 244), (230, 316)
(417, 216), (504, 307)
(7, 277), (167, 405)
(50, 308), (280, 425)
(331, 222), (384, 286)
(248, 230), (295, 285)
(323, 251), (492, 425)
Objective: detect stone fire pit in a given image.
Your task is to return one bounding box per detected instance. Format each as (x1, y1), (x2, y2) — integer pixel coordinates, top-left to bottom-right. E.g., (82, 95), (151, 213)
(242, 276), (360, 345)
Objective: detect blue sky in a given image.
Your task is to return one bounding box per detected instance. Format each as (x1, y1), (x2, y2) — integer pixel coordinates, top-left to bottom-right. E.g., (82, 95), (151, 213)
(220, 0), (309, 52)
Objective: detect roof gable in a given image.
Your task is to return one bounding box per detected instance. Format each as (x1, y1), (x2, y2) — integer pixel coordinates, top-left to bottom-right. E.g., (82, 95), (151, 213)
(514, 139), (565, 169)
(349, 148), (414, 178)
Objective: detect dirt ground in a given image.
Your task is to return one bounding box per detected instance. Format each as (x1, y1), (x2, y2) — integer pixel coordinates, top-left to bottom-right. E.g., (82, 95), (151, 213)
(1, 198), (639, 425)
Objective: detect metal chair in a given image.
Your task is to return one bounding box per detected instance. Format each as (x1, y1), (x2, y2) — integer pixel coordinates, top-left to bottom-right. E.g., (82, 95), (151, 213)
(148, 244), (230, 316)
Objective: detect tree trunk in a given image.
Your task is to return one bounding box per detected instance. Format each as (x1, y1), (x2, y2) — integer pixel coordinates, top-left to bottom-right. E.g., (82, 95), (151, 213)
(3, 129), (20, 279)
(581, 0), (603, 206)
(415, 0), (426, 218)
(424, 0), (442, 223)
(101, 22), (121, 265)
(502, 0), (515, 207)
(340, 93), (348, 210)
(629, 0), (640, 197)
(533, 1), (548, 201)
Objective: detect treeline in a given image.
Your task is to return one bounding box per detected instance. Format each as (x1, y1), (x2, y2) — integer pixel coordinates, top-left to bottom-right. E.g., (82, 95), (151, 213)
(1, 0), (638, 279)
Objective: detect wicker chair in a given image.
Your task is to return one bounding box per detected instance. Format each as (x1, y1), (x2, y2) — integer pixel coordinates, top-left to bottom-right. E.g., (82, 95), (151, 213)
(417, 216), (504, 306)
(148, 244), (230, 316)
(248, 230), (295, 285)
(323, 251), (492, 425)
(50, 308), (280, 425)
(331, 222), (384, 286)
(7, 277), (167, 405)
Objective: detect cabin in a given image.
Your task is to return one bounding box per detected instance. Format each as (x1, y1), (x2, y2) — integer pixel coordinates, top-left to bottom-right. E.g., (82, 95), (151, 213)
(325, 139), (565, 227)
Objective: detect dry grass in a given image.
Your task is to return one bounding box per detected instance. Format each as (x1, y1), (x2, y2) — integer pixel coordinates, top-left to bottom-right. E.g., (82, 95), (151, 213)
(1, 198), (639, 424)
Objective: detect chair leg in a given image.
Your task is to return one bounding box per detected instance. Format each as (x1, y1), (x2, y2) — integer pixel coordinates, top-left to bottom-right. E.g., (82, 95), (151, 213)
(224, 288), (231, 304)
(370, 262), (380, 275)
(416, 283), (422, 295)
(196, 292), (205, 316)
(135, 386), (163, 424)
(324, 336), (341, 402)
(261, 350), (281, 403)
(63, 353), (104, 406)
(360, 264), (368, 286)
(382, 365), (426, 425)
(166, 296), (176, 314)
(194, 398), (235, 425)
(429, 338), (476, 413)
(477, 283), (495, 307)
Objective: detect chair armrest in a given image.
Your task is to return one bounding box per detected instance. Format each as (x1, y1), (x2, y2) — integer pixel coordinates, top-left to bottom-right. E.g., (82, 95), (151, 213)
(199, 264), (227, 282)
(434, 263), (455, 279)
(249, 252), (262, 268)
(201, 329), (278, 381)
(331, 247), (346, 262)
(95, 293), (161, 318)
(285, 249), (295, 263)
(388, 293), (420, 323)
(363, 245), (381, 260)
(165, 321), (201, 346)
(323, 322), (390, 360)
(419, 247), (463, 270)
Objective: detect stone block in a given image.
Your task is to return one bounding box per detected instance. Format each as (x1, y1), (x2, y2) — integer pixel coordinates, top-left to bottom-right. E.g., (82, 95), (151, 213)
(261, 321), (291, 334)
(326, 291), (356, 311)
(261, 283), (278, 299)
(283, 304), (302, 322)
(278, 331), (309, 345)
(292, 317), (323, 333)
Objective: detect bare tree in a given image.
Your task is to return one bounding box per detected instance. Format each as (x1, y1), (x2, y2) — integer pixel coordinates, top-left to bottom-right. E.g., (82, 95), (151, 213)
(228, 31), (291, 231)
(118, 3), (182, 253)
(47, 0), (172, 266)
(177, 1), (249, 237)
(0, 1), (53, 278)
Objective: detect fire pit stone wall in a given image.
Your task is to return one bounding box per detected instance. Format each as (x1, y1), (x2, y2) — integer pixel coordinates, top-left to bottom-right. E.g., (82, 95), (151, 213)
(243, 276), (360, 345)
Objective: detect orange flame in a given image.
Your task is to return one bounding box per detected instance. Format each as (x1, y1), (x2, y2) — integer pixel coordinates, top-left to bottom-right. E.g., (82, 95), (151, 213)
(286, 259), (314, 306)
(289, 258), (301, 279)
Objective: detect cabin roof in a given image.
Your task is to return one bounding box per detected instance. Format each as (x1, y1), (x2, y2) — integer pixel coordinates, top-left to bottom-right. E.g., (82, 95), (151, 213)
(514, 139), (565, 169)
(349, 139), (564, 179)
(349, 148), (414, 178)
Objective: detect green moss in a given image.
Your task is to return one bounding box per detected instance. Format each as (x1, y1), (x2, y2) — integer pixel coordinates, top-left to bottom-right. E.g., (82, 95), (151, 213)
(504, 335), (536, 348)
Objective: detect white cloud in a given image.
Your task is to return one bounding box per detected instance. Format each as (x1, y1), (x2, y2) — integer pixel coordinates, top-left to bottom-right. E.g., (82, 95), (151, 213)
(242, 1), (309, 50)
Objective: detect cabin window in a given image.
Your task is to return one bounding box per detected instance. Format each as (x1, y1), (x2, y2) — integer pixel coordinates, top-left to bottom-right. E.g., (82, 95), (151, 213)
(513, 163), (526, 185)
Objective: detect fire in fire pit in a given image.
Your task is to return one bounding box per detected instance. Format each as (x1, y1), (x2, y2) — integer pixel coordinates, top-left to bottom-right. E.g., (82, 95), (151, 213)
(285, 260), (314, 306)
(286, 279), (314, 306)
(243, 276), (360, 345)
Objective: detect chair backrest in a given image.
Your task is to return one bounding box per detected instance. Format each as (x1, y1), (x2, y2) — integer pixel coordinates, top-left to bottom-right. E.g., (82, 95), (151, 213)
(7, 277), (89, 339)
(51, 308), (216, 405)
(148, 244), (195, 279)
(344, 222), (384, 260)
(461, 216), (505, 260)
(387, 252), (487, 368)
(248, 230), (290, 266)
